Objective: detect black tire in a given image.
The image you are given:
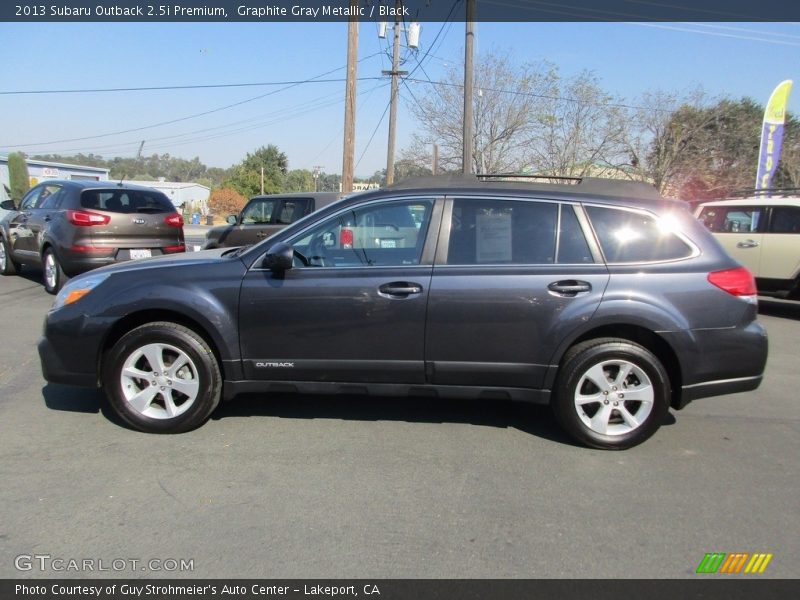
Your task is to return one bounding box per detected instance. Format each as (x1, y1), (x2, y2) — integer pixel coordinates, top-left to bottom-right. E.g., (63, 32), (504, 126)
(0, 236), (19, 276)
(552, 338), (671, 450)
(42, 247), (66, 294)
(102, 322), (222, 433)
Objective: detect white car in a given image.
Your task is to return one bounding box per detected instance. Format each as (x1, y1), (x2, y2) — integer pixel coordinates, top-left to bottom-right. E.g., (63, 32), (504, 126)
(696, 195), (800, 298)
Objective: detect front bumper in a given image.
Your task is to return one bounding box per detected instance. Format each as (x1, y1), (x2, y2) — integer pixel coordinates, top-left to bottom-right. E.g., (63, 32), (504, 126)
(38, 335), (97, 387)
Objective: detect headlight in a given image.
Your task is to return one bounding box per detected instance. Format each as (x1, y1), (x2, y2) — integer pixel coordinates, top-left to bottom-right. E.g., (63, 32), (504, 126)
(52, 273), (111, 311)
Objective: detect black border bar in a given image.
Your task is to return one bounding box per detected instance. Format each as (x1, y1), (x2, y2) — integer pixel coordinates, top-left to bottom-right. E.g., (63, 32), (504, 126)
(3, 1), (800, 23)
(2, 580), (800, 600)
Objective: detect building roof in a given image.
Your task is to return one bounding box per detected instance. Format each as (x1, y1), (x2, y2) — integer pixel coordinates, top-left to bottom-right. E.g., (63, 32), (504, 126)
(0, 155), (109, 173)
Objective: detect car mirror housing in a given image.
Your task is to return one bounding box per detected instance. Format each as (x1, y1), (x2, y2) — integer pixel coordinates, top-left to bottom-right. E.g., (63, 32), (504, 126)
(263, 242), (294, 271)
(0, 200), (16, 210)
(226, 214), (238, 225)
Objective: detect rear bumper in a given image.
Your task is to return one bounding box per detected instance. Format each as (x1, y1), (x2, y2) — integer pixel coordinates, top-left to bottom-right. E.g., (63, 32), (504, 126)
(59, 247), (184, 277)
(666, 320), (768, 409)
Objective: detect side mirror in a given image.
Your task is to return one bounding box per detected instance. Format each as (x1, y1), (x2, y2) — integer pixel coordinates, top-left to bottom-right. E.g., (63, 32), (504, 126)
(263, 242), (294, 272)
(0, 200), (16, 210)
(226, 214), (237, 225)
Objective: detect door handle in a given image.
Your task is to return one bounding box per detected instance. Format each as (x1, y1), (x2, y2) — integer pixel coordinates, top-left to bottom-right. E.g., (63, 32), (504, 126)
(44, 215), (52, 222)
(378, 282), (423, 298)
(736, 239), (759, 248)
(256, 231), (269, 238)
(548, 280), (592, 297)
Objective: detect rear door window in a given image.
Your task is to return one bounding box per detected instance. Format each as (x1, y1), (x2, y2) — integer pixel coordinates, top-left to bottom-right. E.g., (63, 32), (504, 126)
(447, 198), (558, 265)
(698, 206), (766, 233)
(276, 198), (313, 224)
(81, 189), (175, 213)
(241, 199), (277, 224)
(586, 205), (694, 263)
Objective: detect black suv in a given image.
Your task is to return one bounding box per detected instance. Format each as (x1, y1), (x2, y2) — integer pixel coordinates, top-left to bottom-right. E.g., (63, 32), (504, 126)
(203, 192), (344, 249)
(37, 176), (768, 449)
(0, 180), (185, 293)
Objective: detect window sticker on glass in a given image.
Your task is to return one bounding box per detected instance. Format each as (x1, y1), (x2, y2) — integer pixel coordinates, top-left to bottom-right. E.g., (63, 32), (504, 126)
(476, 212), (512, 263)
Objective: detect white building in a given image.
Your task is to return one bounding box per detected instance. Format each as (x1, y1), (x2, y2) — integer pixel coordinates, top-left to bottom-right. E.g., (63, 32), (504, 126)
(126, 179), (211, 212)
(0, 155), (109, 200)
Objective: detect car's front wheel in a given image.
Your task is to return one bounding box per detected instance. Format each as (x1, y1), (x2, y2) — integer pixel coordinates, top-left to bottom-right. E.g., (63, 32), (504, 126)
(103, 322), (222, 433)
(552, 338), (671, 450)
(42, 247), (66, 294)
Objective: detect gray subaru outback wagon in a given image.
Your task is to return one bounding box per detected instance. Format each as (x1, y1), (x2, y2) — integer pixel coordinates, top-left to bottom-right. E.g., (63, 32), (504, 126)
(37, 175), (767, 449)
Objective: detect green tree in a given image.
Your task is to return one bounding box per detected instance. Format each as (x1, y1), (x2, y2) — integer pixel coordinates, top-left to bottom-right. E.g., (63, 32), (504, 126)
(284, 169), (314, 192)
(224, 145), (288, 197)
(7, 152), (30, 204)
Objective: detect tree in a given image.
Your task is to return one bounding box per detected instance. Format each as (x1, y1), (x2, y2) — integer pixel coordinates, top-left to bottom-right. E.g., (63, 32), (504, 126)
(7, 153), (30, 204)
(224, 145), (288, 197)
(208, 187), (247, 218)
(284, 169), (314, 192)
(523, 70), (627, 178)
(405, 52), (557, 173)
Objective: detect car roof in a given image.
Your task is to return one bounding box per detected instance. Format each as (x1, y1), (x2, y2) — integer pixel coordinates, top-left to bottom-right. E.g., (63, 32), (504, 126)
(249, 191), (344, 200)
(342, 174), (683, 210)
(698, 197), (800, 207)
(38, 179), (173, 194)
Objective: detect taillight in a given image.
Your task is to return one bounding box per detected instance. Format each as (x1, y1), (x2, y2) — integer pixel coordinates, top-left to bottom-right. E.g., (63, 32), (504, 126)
(163, 244), (186, 254)
(67, 210), (111, 226)
(165, 213), (184, 228)
(341, 228), (354, 249)
(708, 267), (757, 299)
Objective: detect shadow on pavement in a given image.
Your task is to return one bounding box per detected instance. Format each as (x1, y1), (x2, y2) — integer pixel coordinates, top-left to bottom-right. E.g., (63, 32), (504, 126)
(758, 297), (800, 321)
(43, 385), (677, 446)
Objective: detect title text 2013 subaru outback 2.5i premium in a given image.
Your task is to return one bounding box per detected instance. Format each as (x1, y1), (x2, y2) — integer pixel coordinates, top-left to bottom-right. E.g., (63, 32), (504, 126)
(37, 175), (768, 449)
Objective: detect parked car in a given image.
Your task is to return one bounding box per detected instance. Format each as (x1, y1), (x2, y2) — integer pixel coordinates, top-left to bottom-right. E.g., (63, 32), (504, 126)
(38, 175), (767, 449)
(0, 180), (185, 294)
(696, 193), (800, 298)
(203, 191), (345, 249)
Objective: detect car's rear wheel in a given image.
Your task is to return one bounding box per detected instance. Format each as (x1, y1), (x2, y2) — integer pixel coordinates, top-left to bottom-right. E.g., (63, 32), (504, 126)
(42, 248), (66, 294)
(103, 322), (222, 433)
(0, 237), (19, 276)
(553, 338), (670, 450)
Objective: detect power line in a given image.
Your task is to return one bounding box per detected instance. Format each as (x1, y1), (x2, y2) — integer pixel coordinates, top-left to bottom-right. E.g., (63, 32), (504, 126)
(405, 76), (675, 114)
(7, 57), (385, 148)
(355, 100), (392, 170)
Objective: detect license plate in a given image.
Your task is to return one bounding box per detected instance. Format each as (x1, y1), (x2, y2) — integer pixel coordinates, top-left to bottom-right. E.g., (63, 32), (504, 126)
(380, 239), (397, 248)
(130, 249), (152, 260)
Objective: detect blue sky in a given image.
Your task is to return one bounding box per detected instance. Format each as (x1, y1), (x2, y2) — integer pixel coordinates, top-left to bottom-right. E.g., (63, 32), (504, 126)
(1, 21), (799, 177)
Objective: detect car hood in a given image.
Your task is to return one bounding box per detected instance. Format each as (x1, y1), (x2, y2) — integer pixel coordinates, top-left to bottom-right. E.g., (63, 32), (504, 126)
(85, 247), (236, 278)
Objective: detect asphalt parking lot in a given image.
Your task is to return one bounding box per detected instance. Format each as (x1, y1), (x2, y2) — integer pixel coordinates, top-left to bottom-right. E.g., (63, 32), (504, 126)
(0, 270), (798, 579)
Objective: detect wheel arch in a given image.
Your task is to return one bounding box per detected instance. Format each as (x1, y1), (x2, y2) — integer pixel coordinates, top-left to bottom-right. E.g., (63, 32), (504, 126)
(99, 309), (227, 385)
(551, 323), (684, 410)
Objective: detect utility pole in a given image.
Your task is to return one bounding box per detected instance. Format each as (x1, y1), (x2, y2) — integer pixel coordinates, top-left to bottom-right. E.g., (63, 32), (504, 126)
(432, 143), (439, 175)
(312, 165), (324, 192)
(260, 166), (264, 195)
(384, 0), (407, 186)
(462, 0), (476, 175)
(341, 0), (359, 193)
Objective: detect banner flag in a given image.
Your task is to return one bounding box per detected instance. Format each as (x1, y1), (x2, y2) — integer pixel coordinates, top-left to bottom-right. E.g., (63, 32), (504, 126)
(755, 79), (793, 195)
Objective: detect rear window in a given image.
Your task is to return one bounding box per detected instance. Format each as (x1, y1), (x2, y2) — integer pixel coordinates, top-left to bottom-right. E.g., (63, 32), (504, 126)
(586, 205), (694, 263)
(81, 189), (175, 214)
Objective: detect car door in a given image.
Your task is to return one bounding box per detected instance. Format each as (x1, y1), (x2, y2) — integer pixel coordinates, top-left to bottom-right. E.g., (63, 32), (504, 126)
(758, 205), (800, 281)
(26, 184), (64, 253)
(238, 196), (442, 383)
(697, 204), (765, 274)
(425, 197), (609, 389)
(6, 186), (46, 257)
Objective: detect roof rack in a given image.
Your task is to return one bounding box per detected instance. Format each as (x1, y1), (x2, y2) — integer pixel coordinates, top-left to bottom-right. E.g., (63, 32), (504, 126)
(727, 187), (800, 198)
(383, 173), (663, 201)
(476, 173), (582, 183)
